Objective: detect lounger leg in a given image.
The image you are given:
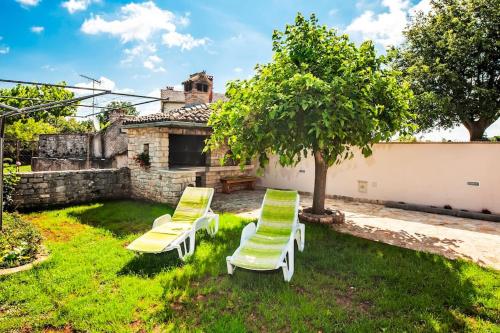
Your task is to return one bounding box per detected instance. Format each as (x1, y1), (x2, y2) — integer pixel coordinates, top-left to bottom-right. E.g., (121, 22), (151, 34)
(282, 244), (295, 282)
(295, 223), (305, 252)
(226, 256), (235, 275)
(188, 232), (196, 256)
(207, 214), (219, 237)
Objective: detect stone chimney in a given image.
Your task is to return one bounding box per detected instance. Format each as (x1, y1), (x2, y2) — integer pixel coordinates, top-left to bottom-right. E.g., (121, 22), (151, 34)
(183, 71), (213, 106)
(109, 108), (127, 124)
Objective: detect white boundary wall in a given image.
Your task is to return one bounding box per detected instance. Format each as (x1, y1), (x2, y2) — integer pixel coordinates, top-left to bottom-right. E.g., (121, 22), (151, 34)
(258, 143), (500, 214)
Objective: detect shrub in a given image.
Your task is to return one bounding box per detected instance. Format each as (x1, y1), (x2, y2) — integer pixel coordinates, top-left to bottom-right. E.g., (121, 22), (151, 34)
(3, 164), (20, 211)
(0, 213), (42, 269)
(134, 152), (151, 168)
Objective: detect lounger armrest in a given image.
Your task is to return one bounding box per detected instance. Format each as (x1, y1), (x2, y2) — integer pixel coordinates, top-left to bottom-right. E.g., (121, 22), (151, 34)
(152, 214), (172, 229)
(240, 222), (256, 245)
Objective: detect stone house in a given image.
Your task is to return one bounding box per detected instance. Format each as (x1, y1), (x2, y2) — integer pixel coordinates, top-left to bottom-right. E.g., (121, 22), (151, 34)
(160, 72), (226, 113)
(124, 71), (253, 204)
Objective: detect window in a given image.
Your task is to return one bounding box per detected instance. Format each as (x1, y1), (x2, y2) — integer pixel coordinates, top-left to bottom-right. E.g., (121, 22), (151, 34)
(184, 82), (192, 92)
(143, 143), (149, 154)
(196, 83), (209, 92)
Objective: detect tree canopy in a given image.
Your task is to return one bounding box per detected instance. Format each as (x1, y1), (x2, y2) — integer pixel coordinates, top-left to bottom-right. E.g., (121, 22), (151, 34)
(207, 14), (415, 213)
(0, 84), (95, 141)
(395, 0), (499, 140)
(0, 83), (77, 123)
(97, 101), (138, 128)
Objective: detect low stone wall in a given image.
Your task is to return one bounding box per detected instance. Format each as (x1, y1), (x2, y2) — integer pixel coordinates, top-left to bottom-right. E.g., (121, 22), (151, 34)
(13, 168), (130, 209)
(199, 165), (254, 192)
(130, 168), (196, 205)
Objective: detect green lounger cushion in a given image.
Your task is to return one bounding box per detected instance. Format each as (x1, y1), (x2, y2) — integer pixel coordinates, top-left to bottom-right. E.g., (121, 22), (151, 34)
(231, 234), (290, 270)
(127, 222), (192, 252)
(127, 187), (213, 253)
(231, 189), (298, 270)
(172, 187), (212, 223)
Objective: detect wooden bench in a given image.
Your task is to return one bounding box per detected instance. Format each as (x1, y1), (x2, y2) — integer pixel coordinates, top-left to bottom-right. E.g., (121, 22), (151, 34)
(220, 176), (257, 194)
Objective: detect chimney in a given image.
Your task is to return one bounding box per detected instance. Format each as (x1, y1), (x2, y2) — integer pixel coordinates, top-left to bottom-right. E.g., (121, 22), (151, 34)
(183, 71), (213, 106)
(109, 108), (127, 124)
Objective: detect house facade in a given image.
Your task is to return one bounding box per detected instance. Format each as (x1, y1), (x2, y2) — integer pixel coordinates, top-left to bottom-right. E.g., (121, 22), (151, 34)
(124, 71), (253, 204)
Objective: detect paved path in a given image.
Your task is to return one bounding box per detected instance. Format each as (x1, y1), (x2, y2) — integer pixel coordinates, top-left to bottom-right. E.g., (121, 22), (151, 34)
(212, 190), (500, 270)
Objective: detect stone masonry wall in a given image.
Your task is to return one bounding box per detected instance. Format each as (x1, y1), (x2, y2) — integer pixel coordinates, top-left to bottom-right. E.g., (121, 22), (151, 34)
(200, 165), (254, 192)
(38, 134), (90, 158)
(127, 126), (254, 204)
(128, 127), (193, 205)
(13, 168), (130, 209)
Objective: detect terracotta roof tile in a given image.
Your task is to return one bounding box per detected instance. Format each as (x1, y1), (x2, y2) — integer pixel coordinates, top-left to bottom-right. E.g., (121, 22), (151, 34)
(124, 103), (213, 125)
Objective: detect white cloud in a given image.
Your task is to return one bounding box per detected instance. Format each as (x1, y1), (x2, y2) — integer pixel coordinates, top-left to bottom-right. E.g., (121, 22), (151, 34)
(82, 2), (172, 42)
(62, 0), (99, 14)
(409, 0), (432, 16)
(346, 0), (432, 48)
(81, 2), (207, 51)
(0, 46), (10, 55)
(73, 76), (134, 96)
(161, 31), (208, 50)
(15, 0), (40, 7)
(143, 55), (165, 72)
(122, 43), (157, 64)
(42, 64), (56, 71)
(31, 26), (44, 33)
(233, 67), (242, 73)
(328, 9), (338, 16)
(136, 89), (161, 115)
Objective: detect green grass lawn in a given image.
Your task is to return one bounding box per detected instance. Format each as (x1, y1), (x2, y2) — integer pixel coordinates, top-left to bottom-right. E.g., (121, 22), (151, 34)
(0, 200), (498, 332)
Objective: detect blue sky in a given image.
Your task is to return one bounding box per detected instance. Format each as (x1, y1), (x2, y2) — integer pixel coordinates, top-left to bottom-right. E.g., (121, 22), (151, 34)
(0, 0), (498, 139)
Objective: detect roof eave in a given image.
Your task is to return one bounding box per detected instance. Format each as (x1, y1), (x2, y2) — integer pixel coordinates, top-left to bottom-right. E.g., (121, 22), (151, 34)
(123, 120), (211, 129)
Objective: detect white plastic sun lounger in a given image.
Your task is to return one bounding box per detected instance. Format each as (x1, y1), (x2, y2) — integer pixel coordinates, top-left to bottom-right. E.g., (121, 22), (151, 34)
(226, 189), (305, 282)
(127, 187), (219, 260)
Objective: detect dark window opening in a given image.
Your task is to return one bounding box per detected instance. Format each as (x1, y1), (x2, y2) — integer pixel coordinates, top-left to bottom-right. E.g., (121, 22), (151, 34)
(184, 82), (192, 92)
(169, 135), (208, 167)
(196, 83), (208, 92)
(143, 143), (149, 154)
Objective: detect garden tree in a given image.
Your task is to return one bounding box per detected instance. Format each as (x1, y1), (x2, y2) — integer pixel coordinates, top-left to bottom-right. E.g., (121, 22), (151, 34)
(207, 14), (414, 214)
(5, 118), (58, 142)
(97, 101), (138, 128)
(0, 83), (77, 123)
(50, 117), (95, 134)
(395, 0), (499, 141)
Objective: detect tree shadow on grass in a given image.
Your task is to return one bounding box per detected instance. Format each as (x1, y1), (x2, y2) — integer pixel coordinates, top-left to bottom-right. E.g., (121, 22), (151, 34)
(119, 252), (183, 278)
(67, 199), (174, 237)
(151, 222), (500, 331)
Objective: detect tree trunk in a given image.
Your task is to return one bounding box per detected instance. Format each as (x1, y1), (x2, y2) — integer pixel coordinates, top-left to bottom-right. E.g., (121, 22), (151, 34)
(312, 151), (328, 214)
(463, 119), (489, 141)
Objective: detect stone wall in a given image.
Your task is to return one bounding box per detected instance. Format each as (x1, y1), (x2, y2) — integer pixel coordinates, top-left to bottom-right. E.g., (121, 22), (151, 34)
(34, 115), (129, 172)
(38, 134), (90, 159)
(13, 168), (130, 209)
(126, 126), (252, 204)
(199, 165), (254, 192)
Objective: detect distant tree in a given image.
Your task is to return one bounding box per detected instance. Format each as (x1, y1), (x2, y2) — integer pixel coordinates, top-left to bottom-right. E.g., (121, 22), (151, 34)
(0, 83), (77, 123)
(207, 14), (415, 214)
(50, 117), (95, 134)
(395, 0), (500, 141)
(97, 101), (138, 128)
(5, 119), (58, 142)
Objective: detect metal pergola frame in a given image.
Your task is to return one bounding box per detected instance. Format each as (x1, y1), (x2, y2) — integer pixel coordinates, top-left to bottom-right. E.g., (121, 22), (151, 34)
(0, 78), (168, 230)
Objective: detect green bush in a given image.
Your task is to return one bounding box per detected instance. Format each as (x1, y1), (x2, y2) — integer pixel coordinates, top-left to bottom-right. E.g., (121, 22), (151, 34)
(3, 164), (20, 211)
(0, 213), (42, 269)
